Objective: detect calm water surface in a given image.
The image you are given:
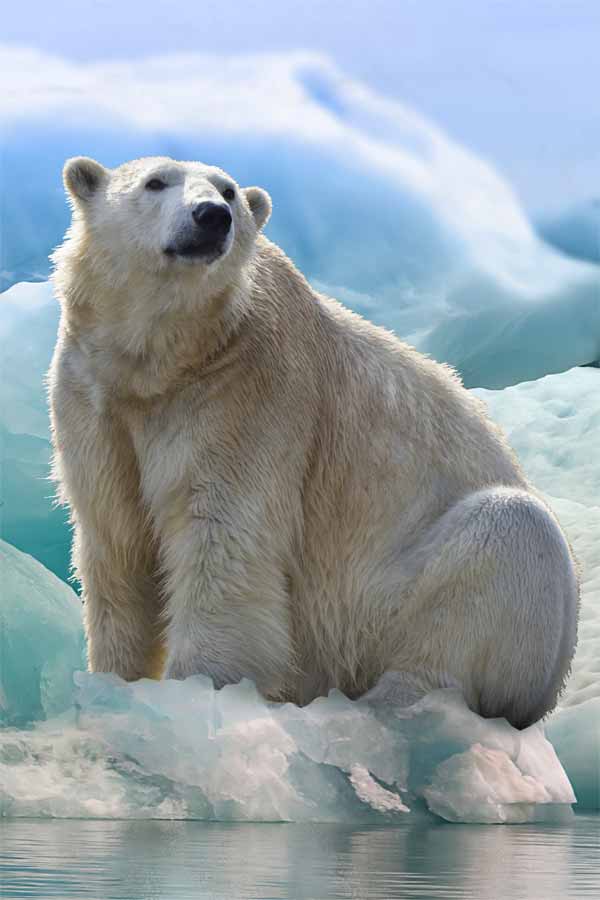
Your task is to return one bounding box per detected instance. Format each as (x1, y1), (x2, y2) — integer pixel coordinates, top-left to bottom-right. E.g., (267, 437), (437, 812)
(1, 816), (598, 900)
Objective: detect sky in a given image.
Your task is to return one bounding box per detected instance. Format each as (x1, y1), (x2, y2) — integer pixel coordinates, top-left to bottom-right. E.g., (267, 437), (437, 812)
(3, 0), (599, 212)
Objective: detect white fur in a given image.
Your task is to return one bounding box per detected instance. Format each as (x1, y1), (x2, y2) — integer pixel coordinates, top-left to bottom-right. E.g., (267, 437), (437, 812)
(48, 156), (580, 728)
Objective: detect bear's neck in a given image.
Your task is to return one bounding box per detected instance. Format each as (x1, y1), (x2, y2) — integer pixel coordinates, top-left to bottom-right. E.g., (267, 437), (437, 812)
(54, 247), (253, 401)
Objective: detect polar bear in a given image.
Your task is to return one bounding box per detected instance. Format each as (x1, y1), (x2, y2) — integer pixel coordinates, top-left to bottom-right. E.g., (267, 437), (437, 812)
(49, 155), (579, 729)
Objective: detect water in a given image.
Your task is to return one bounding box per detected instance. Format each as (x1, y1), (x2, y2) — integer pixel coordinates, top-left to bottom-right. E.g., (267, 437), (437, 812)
(1, 816), (598, 899)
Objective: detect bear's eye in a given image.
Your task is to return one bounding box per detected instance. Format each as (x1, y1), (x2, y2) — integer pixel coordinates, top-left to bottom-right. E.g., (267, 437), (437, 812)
(222, 186), (236, 202)
(145, 178), (167, 192)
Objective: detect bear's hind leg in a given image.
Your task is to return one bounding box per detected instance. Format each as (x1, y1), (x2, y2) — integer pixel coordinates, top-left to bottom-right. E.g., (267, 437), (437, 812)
(383, 487), (579, 729)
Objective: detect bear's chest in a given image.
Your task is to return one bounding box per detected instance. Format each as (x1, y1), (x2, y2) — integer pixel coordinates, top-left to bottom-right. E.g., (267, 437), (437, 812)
(122, 385), (233, 520)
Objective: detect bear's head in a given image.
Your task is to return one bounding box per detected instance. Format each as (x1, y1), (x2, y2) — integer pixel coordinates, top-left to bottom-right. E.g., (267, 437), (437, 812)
(60, 155), (271, 298)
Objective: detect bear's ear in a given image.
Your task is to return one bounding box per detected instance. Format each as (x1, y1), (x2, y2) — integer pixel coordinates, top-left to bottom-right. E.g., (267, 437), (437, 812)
(244, 187), (272, 231)
(63, 157), (108, 204)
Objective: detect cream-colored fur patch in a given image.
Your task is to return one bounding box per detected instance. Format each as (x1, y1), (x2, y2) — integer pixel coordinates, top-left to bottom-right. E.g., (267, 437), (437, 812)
(49, 156), (580, 728)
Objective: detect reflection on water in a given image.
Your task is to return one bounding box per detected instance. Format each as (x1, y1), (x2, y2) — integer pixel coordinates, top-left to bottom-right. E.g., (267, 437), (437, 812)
(0, 816), (598, 899)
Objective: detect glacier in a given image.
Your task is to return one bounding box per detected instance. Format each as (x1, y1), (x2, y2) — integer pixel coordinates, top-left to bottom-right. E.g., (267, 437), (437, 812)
(1, 366), (597, 822)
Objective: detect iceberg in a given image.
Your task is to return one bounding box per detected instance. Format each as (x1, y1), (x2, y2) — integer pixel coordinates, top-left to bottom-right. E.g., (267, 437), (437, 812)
(474, 368), (600, 810)
(537, 200), (600, 266)
(473, 368), (600, 712)
(0, 283), (72, 580)
(1, 369), (598, 821)
(0, 49), (599, 385)
(0, 423), (71, 582)
(473, 367), (599, 509)
(0, 667), (576, 824)
(0, 51), (597, 823)
(0, 281), (58, 439)
(3, 271), (598, 585)
(0, 541), (85, 726)
(1, 55), (599, 586)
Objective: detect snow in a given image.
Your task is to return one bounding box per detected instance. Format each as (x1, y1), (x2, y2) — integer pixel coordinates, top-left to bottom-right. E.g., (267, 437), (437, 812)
(474, 369), (599, 507)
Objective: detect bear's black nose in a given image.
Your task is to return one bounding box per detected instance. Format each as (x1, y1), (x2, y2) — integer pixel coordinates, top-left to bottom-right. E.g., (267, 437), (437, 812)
(192, 201), (232, 235)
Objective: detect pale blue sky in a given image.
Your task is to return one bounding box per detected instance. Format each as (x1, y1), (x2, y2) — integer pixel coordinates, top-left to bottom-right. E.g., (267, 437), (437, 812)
(4, 0), (599, 211)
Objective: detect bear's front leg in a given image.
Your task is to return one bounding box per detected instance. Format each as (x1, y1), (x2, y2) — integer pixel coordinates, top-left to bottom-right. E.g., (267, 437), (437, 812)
(76, 526), (165, 681)
(160, 487), (293, 696)
(50, 367), (165, 682)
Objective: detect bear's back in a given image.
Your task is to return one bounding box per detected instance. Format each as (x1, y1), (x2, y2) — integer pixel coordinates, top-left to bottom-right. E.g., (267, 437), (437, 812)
(250, 236), (525, 506)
